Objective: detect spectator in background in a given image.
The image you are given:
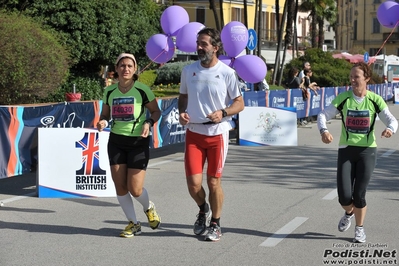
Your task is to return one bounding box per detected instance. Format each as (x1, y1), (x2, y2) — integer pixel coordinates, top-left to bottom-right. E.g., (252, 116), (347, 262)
(258, 78), (269, 90)
(105, 71), (115, 87)
(298, 61), (311, 80)
(302, 69), (320, 96)
(285, 67), (308, 126)
(285, 67), (301, 89)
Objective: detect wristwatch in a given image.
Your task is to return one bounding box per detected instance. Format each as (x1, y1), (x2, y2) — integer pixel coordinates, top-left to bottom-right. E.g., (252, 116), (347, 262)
(221, 109), (227, 118)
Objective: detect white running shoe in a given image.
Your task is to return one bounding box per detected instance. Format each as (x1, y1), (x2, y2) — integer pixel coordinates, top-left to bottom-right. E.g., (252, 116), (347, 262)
(338, 212), (354, 232)
(353, 226), (366, 243)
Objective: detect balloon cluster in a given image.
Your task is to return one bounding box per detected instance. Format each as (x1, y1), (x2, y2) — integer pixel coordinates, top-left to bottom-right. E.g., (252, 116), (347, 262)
(145, 5), (267, 83)
(376, 1), (399, 28)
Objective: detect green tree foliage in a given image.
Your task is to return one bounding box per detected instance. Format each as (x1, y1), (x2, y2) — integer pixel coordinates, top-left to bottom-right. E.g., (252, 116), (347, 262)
(21, 0), (163, 71)
(0, 12), (70, 105)
(43, 73), (105, 103)
(0, 0), (165, 104)
(284, 48), (353, 87)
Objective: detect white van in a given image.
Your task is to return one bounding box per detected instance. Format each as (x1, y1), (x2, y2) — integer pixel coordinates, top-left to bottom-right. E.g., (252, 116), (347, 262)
(372, 55), (399, 83)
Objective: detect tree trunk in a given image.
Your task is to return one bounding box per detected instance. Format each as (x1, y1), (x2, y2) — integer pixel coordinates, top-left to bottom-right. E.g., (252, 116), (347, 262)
(277, 1), (289, 86)
(256, 0), (262, 57)
(272, 0), (280, 85)
(311, 8), (318, 48)
(294, 0), (299, 58)
(317, 17), (324, 49)
(209, 0), (220, 31)
(219, 0), (224, 28)
(243, 0), (249, 54)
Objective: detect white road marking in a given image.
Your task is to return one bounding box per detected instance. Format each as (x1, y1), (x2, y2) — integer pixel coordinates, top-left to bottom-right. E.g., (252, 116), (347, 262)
(381, 149), (395, 157)
(260, 217), (308, 247)
(322, 189), (337, 200)
(1, 192), (36, 205)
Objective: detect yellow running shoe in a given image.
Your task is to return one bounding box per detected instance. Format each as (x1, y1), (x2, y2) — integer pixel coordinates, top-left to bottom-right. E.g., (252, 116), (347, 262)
(120, 221), (141, 238)
(145, 201), (161, 229)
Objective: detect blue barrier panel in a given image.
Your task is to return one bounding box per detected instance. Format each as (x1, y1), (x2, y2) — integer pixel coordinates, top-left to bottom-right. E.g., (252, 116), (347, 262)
(267, 90), (289, 108)
(289, 89), (307, 119)
(156, 98), (186, 148)
(242, 90), (266, 107)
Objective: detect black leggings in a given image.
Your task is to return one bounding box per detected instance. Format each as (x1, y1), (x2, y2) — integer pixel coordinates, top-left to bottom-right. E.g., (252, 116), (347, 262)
(337, 146), (376, 208)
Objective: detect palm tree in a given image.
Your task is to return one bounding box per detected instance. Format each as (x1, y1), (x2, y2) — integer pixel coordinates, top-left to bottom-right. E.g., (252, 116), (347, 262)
(317, 2), (337, 49)
(298, 0), (318, 48)
(299, 0), (337, 48)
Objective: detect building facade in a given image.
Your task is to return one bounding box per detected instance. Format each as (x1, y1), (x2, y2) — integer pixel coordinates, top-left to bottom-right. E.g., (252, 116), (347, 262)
(337, 0), (399, 55)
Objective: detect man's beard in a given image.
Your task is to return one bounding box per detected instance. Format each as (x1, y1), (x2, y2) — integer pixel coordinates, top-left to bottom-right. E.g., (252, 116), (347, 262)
(198, 50), (214, 65)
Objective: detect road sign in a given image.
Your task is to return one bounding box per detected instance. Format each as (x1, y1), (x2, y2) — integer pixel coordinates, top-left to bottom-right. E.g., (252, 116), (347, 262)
(247, 29), (257, 51)
(364, 52), (369, 63)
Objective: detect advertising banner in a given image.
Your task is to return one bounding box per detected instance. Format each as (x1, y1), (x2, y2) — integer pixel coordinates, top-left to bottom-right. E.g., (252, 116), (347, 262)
(156, 98), (186, 148)
(38, 128), (115, 198)
(239, 106), (297, 146)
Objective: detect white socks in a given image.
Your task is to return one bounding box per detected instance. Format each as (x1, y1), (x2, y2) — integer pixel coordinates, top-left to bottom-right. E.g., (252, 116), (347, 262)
(134, 187), (150, 211)
(117, 193), (137, 224)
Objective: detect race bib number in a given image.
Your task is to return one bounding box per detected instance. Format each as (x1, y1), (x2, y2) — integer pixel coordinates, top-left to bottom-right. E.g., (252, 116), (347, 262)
(112, 97), (135, 121)
(345, 109), (370, 134)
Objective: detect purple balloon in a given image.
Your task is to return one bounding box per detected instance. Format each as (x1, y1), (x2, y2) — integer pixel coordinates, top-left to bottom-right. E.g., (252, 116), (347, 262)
(146, 34), (175, 64)
(176, 22), (205, 52)
(221, 21), (248, 57)
(377, 1), (399, 28)
(218, 55), (234, 67)
(234, 55), (267, 83)
(161, 6), (189, 36)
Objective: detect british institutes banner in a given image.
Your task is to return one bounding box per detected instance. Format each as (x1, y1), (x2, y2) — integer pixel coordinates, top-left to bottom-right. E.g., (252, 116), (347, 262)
(38, 128), (115, 198)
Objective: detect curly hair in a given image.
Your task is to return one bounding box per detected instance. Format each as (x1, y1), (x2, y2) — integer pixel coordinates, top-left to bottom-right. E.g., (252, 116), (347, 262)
(352, 62), (372, 80)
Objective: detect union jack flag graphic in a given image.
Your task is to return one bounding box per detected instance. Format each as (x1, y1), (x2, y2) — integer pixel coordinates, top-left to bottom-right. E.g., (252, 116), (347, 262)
(75, 132), (106, 175)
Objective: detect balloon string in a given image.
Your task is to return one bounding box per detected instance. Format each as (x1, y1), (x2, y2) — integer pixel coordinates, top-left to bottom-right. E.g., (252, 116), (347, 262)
(140, 37), (174, 74)
(139, 49), (166, 74)
(229, 57), (235, 68)
(372, 20), (399, 62)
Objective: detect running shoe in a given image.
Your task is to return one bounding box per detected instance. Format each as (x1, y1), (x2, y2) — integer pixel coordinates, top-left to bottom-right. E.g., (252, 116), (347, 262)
(194, 208), (212, 235)
(338, 212), (354, 232)
(204, 222), (222, 241)
(120, 221), (141, 238)
(145, 201), (161, 229)
(353, 226), (366, 243)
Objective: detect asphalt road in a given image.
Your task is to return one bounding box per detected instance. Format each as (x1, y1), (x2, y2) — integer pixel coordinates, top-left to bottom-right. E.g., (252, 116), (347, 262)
(1, 103), (399, 266)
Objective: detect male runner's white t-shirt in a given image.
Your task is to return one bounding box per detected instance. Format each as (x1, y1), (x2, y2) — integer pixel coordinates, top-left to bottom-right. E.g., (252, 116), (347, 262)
(180, 60), (242, 136)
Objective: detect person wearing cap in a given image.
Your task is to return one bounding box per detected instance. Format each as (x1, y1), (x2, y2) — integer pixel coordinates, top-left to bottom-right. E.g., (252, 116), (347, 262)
(298, 61), (311, 80)
(97, 53), (161, 238)
(178, 28), (244, 242)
